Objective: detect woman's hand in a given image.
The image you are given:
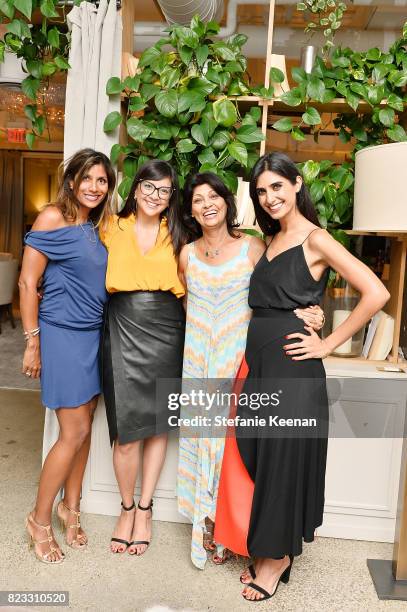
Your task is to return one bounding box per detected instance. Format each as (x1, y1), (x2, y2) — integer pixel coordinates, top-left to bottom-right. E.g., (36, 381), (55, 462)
(22, 340), (41, 379)
(294, 305), (325, 330)
(283, 326), (331, 360)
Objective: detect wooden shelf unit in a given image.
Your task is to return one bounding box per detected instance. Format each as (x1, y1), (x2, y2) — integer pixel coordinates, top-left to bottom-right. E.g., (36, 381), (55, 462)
(345, 231), (407, 364)
(126, 0), (407, 367)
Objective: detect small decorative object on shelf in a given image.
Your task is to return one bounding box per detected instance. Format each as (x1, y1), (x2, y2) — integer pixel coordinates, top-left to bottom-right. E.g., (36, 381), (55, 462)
(300, 45), (319, 73)
(362, 311), (395, 361)
(322, 277), (366, 357)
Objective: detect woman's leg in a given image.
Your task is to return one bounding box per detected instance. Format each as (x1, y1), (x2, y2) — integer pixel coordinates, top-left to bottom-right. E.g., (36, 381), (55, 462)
(110, 438), (141, 552)
(28, 401), (94, 562)
(128, 433), (168, 555)
(57, 396), (98, 545)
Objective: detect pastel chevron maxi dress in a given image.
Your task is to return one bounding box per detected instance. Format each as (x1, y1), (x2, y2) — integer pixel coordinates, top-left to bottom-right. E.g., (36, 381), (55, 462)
(177, 237), (253, 569)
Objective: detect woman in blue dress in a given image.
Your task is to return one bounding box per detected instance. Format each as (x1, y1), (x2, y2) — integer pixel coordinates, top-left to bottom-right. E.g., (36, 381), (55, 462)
(19, 149), (116, 564)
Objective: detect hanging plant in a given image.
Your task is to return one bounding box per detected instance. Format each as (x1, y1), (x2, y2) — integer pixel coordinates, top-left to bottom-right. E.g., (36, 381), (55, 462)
(0, 0), (74, 147)
(104, 15), (272, 196)
(296, 0), (352, 58)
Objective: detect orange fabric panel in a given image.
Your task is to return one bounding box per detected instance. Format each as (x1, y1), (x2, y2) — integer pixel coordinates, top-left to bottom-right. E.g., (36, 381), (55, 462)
(214, 357), (253, 557)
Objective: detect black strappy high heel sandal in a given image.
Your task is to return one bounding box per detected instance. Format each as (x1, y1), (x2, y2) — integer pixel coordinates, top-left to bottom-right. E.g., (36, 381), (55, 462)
(242, 555), (293, 602)
(110, 500), (136, 553)
(128, 499), (153, 555)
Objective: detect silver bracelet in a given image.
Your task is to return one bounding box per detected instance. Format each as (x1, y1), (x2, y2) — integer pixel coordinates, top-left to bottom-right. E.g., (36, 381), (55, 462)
(23, 327), (40, 340)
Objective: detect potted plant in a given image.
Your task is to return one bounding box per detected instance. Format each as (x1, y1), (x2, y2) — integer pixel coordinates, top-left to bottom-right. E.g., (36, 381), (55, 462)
(270, 20), (407, 148)
(104, 15), (269, 197)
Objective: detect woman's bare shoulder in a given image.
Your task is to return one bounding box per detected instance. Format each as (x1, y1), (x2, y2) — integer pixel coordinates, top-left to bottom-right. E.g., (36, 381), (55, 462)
(31, 205), (66, 231)
(307, 228), (333, 250)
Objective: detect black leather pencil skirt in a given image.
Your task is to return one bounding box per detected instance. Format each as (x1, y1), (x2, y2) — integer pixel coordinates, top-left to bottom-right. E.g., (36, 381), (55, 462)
(101, 290), (185, 445)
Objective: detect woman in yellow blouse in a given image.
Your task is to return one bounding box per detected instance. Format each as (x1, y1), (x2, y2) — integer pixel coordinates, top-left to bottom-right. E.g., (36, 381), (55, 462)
(100, 160), (185, 556)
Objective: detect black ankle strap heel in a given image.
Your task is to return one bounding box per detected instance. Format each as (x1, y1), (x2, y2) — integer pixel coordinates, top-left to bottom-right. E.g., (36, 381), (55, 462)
(121, 500), (135, 512)
(110, 499), (136, 552)
(128, 500), (153, 553)
(137, 499), (153, 513)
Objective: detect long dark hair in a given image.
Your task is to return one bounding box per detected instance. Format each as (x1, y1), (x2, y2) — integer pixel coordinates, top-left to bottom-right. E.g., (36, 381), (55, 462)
(55, 148), (116, 227)
(182, 172), (240, 242)
(250, 152), (320, 236)
(118, 159), (184, 255)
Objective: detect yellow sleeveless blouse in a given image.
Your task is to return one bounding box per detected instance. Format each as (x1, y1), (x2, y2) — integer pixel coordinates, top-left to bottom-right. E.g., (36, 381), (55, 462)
(99, 214), (185, 298)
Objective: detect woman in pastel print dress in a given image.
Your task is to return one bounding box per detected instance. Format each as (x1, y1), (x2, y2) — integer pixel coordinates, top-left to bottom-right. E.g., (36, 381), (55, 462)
(20, 149), (115, 564)
(177, 172), (324, 569)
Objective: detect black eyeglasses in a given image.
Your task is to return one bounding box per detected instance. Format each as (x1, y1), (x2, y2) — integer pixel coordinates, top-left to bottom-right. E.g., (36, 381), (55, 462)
(138, 180), (174, 200)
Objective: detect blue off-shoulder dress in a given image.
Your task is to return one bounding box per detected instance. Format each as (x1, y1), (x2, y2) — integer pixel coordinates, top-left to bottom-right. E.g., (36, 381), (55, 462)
(24, 223), (108, 409)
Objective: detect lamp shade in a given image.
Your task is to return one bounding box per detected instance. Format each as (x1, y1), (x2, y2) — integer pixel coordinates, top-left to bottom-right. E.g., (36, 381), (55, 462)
(353, 142), (407, 232)
(0, 51), (25, 85)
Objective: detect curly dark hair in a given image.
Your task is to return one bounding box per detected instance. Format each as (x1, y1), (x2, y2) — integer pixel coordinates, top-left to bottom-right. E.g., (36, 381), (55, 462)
(250, 152), (320, 236)
(181, 172), (240, 243)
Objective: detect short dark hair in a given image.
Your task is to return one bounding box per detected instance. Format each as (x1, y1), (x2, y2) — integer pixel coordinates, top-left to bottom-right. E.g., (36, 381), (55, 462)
(181, 172), (240, 242)
(119, 159), (184, 255)
(250, 152), (320, 236)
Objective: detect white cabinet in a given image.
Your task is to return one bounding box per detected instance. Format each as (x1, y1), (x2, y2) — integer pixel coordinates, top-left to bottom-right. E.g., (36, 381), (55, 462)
(44, 363), (407, 543)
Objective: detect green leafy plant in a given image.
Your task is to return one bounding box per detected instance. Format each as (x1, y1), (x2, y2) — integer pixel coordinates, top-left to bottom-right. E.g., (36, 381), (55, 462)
(104, 15), (266, 196)
(0, 0), (75, 147)
(296, 0), (351, 57)
(272, 21), (407, 151)
(333, 27), (407, 154)
(300, 158), (353, 285)
(298, 159), (353, 247)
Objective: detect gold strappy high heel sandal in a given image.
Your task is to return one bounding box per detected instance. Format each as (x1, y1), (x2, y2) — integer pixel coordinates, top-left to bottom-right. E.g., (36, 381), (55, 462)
(56, 501), (87, 549)
(25, 512), (65, 564)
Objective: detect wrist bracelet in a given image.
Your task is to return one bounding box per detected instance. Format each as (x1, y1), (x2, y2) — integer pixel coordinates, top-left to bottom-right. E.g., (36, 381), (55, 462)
(23, 327), (40, 340)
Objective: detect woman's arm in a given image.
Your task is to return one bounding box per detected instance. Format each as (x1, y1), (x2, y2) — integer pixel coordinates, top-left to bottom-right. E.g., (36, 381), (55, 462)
(285, 229), (390, 360)
(19, 207), (65, 378)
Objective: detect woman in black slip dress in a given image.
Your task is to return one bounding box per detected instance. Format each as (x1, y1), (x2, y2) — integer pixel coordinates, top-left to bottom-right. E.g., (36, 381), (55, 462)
(214, 152), (390, 602)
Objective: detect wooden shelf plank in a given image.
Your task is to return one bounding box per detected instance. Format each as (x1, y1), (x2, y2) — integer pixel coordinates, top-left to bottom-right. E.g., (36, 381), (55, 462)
(345, 230), (407, 237)
(324, 355), (407, 378)
(269, 98), (395, 114)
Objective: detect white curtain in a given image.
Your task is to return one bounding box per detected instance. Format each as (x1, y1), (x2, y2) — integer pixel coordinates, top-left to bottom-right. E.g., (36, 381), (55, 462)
(44, 0), (122, 463)
(64, 0), (122, 160)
